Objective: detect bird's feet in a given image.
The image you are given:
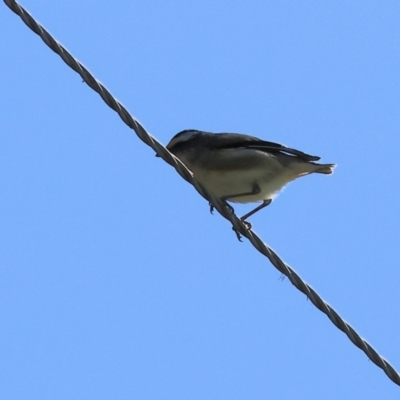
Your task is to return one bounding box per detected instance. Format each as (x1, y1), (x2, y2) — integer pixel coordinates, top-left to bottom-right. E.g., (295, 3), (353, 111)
(209, 202), (235, 215)
(233, 220), (252, 241)
(208, 201), (250, 241)
(209, 202), (214, 214)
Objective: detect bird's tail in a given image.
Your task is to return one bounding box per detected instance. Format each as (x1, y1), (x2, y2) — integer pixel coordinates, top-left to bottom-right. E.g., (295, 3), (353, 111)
(312, 163), (336, 175)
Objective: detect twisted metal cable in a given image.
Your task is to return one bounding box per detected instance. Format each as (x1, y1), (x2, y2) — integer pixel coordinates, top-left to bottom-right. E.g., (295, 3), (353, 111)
(4, 0), (400, 386)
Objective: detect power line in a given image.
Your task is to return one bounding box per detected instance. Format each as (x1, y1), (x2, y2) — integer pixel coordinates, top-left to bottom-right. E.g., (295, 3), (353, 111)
(4, 0), (400, 387)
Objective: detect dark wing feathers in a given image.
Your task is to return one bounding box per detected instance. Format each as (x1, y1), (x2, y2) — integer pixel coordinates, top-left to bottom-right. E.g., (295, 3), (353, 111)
(210, 133), (320, 162)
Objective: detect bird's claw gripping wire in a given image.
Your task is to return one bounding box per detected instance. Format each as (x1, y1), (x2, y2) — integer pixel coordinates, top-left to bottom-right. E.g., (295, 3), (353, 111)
(233, 220), (252, 241)
(209, 201), (250, 241)
(208, 201), (235, 215)
(209, 202), (214, 214)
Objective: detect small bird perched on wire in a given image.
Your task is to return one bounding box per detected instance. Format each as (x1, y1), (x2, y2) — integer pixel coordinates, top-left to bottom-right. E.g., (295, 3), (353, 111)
(164, 129), (336, 228)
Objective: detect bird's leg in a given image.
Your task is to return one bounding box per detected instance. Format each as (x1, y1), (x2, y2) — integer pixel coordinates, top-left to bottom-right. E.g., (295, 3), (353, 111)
(239, 199), (272, 222)
(221, 183), (263, 240)
(210, 184), (261, 217)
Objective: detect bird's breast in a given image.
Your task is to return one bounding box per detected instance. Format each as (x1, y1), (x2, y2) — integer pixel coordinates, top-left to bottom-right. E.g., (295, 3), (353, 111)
(178, 148), (297, 203)
(194, 167), (293, 203)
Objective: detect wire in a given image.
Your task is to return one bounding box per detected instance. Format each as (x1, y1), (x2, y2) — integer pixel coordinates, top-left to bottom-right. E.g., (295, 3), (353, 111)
(4, 0), (400, 387)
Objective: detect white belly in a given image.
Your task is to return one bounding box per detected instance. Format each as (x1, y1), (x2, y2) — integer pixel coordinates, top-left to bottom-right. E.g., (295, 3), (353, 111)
(194, 168), (295, 203)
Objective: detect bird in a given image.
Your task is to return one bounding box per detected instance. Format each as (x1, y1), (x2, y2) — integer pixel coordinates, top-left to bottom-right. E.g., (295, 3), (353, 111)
(164, 129), (336, 225)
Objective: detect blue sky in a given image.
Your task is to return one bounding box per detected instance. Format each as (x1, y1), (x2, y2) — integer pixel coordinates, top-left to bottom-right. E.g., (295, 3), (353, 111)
(2, 1), (400, 398)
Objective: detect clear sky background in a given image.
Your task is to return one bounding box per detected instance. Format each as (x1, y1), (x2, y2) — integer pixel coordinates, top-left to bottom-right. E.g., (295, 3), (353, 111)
(2, 1), (400, 399)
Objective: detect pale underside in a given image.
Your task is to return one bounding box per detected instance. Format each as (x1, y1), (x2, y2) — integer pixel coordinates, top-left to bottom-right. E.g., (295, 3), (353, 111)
(181, 148), (320, 204)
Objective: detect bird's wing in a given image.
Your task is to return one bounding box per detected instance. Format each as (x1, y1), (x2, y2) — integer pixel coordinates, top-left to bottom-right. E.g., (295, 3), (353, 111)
(211, 133), (321, 162)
